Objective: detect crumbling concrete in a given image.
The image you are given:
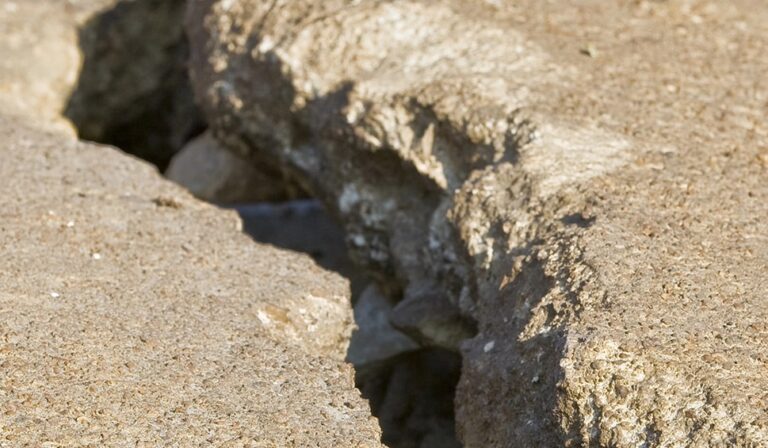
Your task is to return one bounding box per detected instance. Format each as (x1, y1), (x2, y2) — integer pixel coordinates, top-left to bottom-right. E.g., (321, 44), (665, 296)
(188, 0), (768, 445)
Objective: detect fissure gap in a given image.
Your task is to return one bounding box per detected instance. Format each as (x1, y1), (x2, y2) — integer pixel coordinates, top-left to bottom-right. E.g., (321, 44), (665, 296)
(64, 2), (464, 447)
(65, 0), (203, 170)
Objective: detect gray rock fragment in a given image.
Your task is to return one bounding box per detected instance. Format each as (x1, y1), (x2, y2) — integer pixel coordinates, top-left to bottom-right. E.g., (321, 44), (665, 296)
(347, 284), (420, 367)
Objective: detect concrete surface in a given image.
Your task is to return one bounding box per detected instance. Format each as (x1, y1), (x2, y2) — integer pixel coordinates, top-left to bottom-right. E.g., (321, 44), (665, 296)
(0, 115), (381, 446)
(188, 0), (768, 445)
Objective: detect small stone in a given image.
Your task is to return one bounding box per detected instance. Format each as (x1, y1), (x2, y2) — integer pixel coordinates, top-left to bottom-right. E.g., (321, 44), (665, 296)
(346, 285), (419, 367)
(580, 43), (598, 57)
(484, 341), (495, 353)
(165, 131), (301, 203)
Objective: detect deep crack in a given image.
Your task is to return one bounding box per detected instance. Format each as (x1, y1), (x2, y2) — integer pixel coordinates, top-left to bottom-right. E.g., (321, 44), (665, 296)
(63, 2), (467, 446)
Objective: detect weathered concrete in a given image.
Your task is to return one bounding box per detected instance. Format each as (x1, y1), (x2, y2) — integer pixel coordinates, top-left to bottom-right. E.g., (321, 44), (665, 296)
(188, 0), (768, 445)
(0, 0), (82, 133)
(0, 113), (382, 446)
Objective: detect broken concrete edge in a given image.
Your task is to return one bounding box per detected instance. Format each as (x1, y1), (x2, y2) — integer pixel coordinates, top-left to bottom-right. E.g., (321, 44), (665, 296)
(184, 0), (634, 308)
(1, 110), (360, 360)
(182, 3), (614, 446)
(184, 0), (627, 348)
(186, 0), (768, 446)
(0, 110), (384, 445)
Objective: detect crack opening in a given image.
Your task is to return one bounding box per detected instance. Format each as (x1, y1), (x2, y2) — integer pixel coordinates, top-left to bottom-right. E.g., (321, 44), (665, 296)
(235, 200), (465, 448)
(63, 2), (468, 446)
(64, 0), (204, 170)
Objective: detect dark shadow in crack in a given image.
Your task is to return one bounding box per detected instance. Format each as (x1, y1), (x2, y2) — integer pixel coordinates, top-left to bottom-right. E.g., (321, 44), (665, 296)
(357, 348), (464, 448)
(456, 249), (572, 446)
(64, 0), (205, 170)
(234, 200), (369, 298)
(235, 199), (465, 448)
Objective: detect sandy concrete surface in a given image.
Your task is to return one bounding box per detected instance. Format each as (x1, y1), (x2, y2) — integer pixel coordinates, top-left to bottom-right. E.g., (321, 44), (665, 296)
(0, 113), (381, 446)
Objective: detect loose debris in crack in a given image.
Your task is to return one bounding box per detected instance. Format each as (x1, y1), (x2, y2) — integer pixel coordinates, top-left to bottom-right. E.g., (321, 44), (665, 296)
(237, 201), (466, 448)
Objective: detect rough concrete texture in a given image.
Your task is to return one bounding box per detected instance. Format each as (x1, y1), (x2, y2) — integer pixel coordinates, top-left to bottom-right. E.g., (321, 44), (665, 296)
(0, 0), (192, 151)
(0, 114), (382, 446)
(166, 131), (303, 203)
(0, 0), (82, 133)
(188, 0), (768, 446)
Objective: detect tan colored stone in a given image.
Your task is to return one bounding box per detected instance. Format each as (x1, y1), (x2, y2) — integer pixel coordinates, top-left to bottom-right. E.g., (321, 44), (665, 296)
(166, 131), (301, 203)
